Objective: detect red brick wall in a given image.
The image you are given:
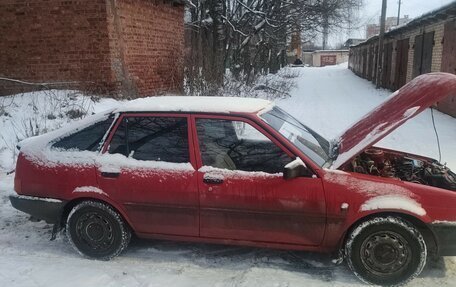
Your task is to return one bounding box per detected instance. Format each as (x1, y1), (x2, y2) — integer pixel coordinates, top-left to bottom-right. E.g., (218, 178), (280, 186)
(0, 0), (184, 97)
(106, 0), (184, 97)
(0, 0), (114, 95)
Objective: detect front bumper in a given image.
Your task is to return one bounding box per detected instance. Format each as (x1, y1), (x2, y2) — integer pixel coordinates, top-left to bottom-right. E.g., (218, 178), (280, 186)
(9, 194), (66, 224)
(429, 223), (456, 256)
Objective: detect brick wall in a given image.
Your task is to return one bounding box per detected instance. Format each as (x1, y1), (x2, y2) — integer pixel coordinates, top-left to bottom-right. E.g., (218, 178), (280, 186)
(0, 0), (114, 95)
(0, 0), (184, 97)
(437, 19), (456, 116)
(403, 22), (444, 83)
(106, 0), (184, 97)
(431, 22), (445, 73)
(404, 28), (421, 83)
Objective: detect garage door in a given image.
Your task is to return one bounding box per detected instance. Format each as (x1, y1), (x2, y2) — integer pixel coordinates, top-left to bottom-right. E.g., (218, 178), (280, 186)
(437, 20), (456, 117)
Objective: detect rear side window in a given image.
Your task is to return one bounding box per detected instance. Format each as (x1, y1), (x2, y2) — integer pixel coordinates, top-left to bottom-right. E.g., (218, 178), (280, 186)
(108, 116), (189, 163)
(52, 117), (113, 152)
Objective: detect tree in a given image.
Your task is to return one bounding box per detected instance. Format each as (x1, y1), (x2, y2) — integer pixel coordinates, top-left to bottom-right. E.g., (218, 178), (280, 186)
(319, 0), (362, 50)
(184, 0), (362, 95)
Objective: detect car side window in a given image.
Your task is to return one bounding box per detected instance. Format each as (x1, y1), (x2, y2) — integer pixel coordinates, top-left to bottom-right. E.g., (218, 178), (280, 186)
(196, 118), (293, 174)
(108, 116), (189, 163)
(52, 116), (114, 152)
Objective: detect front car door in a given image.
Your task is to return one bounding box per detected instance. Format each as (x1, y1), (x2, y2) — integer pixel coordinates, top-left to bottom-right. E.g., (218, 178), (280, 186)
(193, 115), (326, 246)
(97, 113), (199, 237)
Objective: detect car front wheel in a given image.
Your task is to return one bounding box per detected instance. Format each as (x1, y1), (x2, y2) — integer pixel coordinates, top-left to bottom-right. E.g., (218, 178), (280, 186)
(66, 201), (131, 260)
(345, 216), (427, 286)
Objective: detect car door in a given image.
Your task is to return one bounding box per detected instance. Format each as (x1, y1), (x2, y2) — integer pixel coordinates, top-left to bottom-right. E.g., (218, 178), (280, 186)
(97, 113), (199, 237)
(193, 115), (326, 246)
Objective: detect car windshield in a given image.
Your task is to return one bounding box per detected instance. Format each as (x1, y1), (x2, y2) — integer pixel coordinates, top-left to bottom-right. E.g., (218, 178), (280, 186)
(260, 106), (330, 167)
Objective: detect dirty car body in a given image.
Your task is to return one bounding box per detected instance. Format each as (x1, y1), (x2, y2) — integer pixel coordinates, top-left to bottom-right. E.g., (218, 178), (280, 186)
(10, 73), (456, 285)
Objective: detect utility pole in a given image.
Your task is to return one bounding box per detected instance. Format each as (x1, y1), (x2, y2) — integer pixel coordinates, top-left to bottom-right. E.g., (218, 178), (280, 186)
(376, 0), (387, 88)
(397, 0), (402, 26)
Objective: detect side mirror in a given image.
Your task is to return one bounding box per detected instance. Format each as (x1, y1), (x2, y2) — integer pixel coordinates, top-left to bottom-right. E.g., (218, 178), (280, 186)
(283, 158), (313, 180)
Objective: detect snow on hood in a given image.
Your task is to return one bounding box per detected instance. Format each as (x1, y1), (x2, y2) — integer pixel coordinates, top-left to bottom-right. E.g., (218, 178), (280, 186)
(330, 73), (456, 169)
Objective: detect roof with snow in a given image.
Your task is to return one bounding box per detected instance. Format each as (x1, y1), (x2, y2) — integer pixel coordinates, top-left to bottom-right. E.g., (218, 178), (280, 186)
(351, 2), (456, 47)
(115, 96), (273, 114)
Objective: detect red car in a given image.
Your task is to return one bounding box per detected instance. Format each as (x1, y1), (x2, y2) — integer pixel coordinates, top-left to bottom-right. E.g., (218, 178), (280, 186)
(10, 73), (456, 286)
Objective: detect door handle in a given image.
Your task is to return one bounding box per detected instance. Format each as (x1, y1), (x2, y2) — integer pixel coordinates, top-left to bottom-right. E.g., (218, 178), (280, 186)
(203, 177), (224, 184)
(101, 171), (120, 178)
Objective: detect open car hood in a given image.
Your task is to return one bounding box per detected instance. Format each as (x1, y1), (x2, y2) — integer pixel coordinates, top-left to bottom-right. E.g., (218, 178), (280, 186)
(330, 72), (456, 169)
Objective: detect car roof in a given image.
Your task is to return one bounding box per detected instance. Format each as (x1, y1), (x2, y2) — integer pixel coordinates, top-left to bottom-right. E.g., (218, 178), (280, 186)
(114, 96), (273, 114)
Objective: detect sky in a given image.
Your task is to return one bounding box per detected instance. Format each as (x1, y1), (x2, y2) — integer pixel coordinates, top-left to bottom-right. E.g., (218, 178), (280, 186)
(363, 0), (455, 24)
(330, 0), (455, 46)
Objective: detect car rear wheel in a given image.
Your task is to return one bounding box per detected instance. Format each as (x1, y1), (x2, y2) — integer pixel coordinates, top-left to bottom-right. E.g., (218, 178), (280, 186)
(345, 216), (427, 286)
(66, 201), (131, 260)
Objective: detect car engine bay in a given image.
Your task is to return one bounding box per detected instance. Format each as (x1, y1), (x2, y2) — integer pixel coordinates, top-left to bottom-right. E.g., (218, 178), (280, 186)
(344, 148), (456, 191)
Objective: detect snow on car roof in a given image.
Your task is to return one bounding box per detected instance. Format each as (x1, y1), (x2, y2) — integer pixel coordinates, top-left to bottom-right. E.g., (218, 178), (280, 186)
(114, 96), (273, 114)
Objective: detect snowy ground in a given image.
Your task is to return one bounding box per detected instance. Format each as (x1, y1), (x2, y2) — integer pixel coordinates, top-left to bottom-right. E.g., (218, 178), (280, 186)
(1, 63), (456, 286)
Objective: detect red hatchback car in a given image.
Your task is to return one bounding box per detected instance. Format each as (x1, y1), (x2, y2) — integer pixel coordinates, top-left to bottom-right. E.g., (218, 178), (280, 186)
(10, 73), (456, 286)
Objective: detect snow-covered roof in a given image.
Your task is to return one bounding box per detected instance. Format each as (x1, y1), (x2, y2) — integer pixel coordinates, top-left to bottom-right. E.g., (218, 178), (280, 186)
(114, 96), (273, 114)
(351, 2), (456, 48)
(313, 50), (349, 53)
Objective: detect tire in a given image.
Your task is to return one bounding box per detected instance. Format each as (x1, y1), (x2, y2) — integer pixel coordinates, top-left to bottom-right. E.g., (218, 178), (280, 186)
(66, 201), (131, 260)
(345, 216), (427, 286)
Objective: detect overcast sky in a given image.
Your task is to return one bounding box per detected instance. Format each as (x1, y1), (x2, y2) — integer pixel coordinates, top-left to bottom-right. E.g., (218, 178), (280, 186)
(330, 0), (455, 46)
(364, 0), (454, 23)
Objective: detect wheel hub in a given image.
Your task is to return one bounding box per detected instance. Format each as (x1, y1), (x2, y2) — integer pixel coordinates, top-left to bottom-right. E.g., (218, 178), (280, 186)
(361, 231), (411, 275)
(76, 212), (114, 251)
(86, 221), (105, 241)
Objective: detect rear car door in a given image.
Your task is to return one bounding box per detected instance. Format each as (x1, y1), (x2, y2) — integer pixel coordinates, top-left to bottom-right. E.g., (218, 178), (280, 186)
(193, 115), (326, 246)
(97, 113), (199, 237)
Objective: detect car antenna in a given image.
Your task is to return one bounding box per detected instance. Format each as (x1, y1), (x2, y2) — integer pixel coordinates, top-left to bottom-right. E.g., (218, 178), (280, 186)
(430, 107), (442, 163)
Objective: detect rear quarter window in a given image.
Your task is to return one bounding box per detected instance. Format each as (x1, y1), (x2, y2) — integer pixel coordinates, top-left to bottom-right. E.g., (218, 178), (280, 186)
(51, 116), (114, 152)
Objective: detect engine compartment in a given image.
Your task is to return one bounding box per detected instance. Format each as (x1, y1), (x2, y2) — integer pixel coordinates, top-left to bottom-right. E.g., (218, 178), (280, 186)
(343, 148), (456, 191)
